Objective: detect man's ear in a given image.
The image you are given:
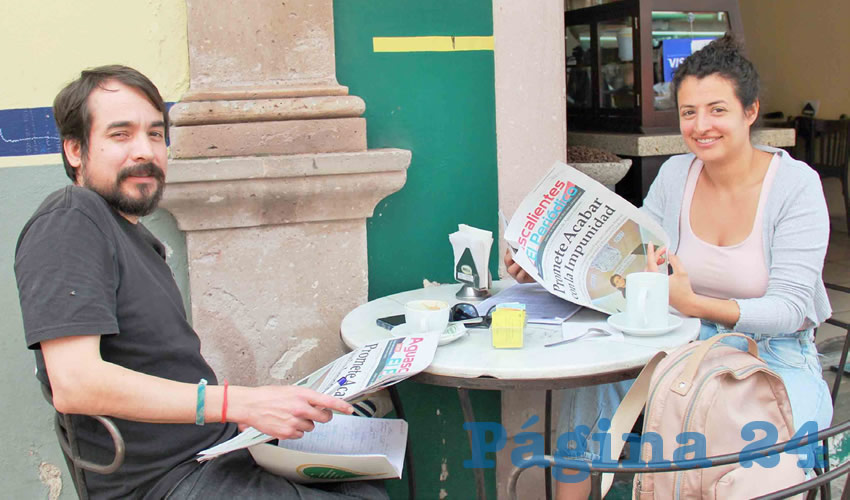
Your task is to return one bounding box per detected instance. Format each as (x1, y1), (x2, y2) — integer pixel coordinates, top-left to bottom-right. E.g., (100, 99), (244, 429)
(63, 139), (83, 182)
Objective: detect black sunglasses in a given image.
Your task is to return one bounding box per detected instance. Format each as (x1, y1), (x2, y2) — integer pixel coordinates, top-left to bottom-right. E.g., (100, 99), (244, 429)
(450, 303), (498, 329)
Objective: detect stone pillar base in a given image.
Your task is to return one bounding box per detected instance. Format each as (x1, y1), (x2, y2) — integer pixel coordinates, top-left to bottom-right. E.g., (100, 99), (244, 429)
(185, 219), (365, 386)
(160, 149), (410, 384)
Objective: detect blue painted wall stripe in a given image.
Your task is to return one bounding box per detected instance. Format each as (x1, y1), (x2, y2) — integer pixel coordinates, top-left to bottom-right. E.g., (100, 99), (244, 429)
(0, 107), (61, 157)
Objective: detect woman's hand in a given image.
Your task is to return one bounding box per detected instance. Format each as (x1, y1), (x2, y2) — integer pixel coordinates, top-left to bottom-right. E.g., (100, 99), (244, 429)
(666, 254), (698, 313)
(644, 242), (668, 272)
(645, 243), (697, 314)
(504, 249), (536, 284)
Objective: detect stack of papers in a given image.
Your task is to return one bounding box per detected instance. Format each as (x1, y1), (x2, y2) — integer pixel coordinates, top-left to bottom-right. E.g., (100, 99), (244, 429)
(476, 283), (582, 324)
(248, 414), (407, 483)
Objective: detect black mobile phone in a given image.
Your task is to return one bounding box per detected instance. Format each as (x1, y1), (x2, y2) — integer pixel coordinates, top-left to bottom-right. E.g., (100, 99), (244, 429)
(376, 314), (406, 330)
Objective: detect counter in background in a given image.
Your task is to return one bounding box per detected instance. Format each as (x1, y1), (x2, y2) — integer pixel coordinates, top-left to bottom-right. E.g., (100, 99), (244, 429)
(568, 127), (796, 205)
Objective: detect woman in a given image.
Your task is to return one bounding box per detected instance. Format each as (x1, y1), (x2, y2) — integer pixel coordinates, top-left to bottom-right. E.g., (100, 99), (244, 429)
(506, 35), (833, 498)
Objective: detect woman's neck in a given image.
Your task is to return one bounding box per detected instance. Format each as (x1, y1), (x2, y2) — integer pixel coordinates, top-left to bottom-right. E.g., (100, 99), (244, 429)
(700, 144), (768, 191)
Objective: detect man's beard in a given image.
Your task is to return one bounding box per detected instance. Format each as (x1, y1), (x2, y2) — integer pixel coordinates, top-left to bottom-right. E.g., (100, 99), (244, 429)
(81, 162), (165, 217)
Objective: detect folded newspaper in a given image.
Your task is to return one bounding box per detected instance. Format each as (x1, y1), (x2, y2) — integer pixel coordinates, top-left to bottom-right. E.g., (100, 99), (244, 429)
(197, 334), (437, 481)
(506, 162), (669, 316)
(248, 413), (408, 483)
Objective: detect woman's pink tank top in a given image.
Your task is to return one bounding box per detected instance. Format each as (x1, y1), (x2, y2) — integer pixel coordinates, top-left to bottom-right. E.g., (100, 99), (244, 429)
(676, 154), (779, 300)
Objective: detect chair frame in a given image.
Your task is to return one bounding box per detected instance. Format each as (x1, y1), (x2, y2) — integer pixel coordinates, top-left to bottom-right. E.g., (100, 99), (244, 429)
(507, 302), (850, 499)
(41, 384), (125, 500)
(813, 282), (850, 500)
(793, 116), (850, 234)
(506, 419), (850, 500)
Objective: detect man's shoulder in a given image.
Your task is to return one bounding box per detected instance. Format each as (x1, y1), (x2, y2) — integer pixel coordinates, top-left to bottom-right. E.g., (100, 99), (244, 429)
(33, 185), (109, 215)
(29, 185), (119, 226)
(17, 186), (118, 251)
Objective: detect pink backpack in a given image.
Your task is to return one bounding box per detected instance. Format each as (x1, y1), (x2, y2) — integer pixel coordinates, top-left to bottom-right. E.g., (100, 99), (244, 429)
(603, 333), (807, 499)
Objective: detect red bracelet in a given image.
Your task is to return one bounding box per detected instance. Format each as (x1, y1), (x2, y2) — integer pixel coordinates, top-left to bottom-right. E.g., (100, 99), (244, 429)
(221, 379), (229, 424)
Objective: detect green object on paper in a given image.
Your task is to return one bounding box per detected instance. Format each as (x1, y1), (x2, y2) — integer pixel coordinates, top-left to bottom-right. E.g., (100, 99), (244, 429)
(300, 465), (371, 480)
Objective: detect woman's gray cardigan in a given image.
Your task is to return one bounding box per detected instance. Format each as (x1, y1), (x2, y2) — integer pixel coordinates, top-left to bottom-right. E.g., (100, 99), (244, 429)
(641, 146), (832, 334)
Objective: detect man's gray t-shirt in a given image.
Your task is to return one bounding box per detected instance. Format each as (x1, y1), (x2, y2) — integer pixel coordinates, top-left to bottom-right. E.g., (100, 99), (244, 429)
(15, 186), (235, 499)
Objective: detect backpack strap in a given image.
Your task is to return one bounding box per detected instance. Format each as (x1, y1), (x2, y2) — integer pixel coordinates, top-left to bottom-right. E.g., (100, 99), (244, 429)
(599, 350), (667, 497)
(671, 333), (759, 396)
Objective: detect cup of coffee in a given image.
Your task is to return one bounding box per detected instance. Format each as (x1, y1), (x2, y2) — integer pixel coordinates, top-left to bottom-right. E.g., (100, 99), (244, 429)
(625, 272), (669, 329)
(405, 299), (450, 333)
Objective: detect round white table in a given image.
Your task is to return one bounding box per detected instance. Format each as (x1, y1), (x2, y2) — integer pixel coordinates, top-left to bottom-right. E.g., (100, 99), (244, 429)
(339, 280), (700, 499)
(341, 281), (700, 388)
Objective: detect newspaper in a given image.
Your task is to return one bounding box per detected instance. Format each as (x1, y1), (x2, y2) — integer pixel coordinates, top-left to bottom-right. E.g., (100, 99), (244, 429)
(248, 414), (407, 483)
(505, 162), (669, 316)
(197, 334), (437, 463)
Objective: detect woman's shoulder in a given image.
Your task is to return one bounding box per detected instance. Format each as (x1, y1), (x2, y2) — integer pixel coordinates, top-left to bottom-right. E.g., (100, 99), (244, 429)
(654, 153), (696, 186)
(759, 147), (827, 223)
(763, 147), (822, 190)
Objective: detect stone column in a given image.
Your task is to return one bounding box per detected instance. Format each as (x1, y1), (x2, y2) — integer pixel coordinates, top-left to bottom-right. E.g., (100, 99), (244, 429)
(159, 0), (410, 386)
(493, 1), (567, 498)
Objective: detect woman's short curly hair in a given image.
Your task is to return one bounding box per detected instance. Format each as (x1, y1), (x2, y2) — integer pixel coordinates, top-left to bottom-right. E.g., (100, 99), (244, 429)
(672, 34), (760, 110)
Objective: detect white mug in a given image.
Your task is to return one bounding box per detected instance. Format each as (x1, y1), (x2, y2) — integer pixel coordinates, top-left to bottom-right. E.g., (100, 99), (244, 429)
(404, 299), (450, 333)
(625, 272), (669, 329)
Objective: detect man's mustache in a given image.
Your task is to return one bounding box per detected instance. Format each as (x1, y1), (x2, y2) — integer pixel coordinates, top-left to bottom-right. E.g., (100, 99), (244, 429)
(117, 162), (165, 184)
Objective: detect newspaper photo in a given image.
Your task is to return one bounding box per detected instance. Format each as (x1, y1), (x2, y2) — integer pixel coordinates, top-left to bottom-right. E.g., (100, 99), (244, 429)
(197, 334), (437, 464)
(505, 162), (669, 315)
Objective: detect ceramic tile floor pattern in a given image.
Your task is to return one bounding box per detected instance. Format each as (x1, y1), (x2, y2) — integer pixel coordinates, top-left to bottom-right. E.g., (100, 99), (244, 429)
(602, 215), (850, 499)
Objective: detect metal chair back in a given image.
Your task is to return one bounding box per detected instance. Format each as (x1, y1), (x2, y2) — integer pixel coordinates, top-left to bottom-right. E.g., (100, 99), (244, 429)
(40, 384), (125, 500)
(506, 311), (850, 500)
(813, 282), (850, 499)
(506, 420), (850, 499)
(793, 117), (850, 234)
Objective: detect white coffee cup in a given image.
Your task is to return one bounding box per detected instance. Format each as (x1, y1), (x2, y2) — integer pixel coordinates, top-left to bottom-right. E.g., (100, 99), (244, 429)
(625, 272), (669, 329)
(404, 299), (450, 333)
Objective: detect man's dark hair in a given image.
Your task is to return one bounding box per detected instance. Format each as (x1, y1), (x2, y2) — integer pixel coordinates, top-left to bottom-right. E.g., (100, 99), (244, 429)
(672, 34), (760, 111)
(53, 65), (169, 182)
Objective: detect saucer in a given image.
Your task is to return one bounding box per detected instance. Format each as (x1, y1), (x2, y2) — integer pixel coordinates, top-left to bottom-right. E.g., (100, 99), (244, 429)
(390, 322), (468, 346)
(607, 312), (683, 337)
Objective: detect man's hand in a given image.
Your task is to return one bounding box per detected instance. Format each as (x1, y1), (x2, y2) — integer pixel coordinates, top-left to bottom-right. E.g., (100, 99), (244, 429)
(230, 386), (354, 440)
(504, 249), (536, 284)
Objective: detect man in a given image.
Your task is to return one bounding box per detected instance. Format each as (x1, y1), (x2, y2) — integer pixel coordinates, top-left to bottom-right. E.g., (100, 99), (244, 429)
(15, 65), (386, 499)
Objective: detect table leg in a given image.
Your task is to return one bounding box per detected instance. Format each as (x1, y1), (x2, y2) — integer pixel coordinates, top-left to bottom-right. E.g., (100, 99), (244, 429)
(458, 388), (487, 500)
(545, 389), (552, 500)
(388, 386), (416, 500)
